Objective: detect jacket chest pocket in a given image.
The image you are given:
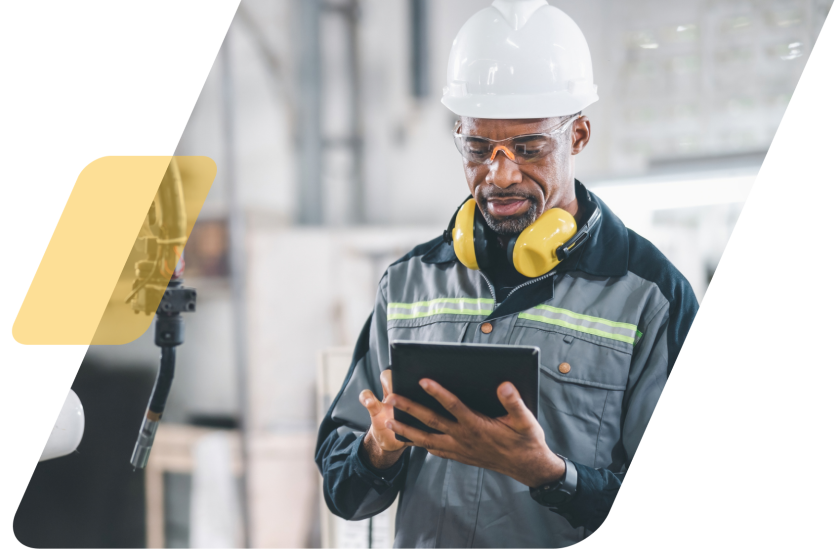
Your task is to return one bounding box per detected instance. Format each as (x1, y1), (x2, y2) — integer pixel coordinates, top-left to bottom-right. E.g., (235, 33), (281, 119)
(510, 324), (632, 465)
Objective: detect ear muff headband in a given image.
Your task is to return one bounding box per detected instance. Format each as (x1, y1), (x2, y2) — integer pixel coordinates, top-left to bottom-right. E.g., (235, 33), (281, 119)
(556, 205), (601, 262)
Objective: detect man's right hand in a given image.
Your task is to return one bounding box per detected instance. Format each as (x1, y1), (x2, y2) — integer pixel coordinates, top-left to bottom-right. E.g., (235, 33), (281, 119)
(359, 369), (410, 470)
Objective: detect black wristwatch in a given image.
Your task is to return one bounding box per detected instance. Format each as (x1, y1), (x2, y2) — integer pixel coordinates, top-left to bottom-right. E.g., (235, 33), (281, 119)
(529, 454), (578, 507)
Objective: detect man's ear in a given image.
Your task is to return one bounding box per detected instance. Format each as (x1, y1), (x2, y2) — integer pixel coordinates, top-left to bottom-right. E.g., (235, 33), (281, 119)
(570, 116), (591, 155)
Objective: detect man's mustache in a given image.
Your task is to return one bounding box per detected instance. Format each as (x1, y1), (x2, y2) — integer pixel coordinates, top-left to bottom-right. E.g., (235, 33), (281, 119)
(477, 188), (537, 201)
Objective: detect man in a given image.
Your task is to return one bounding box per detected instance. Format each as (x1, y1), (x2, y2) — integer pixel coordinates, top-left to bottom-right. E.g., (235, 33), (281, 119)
(316, 0), (698, 548)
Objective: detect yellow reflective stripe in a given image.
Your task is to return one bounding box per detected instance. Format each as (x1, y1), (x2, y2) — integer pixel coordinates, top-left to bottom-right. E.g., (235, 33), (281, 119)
(518, 313), (638, 345)
(387, 309), (490, 320)
(387, 298), (494, 320)
(530, 304), (638, 332)
(387, 298), (494, 309)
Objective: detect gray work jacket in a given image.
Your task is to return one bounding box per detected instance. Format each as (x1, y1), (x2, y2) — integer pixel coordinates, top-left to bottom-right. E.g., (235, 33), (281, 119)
(316, 182), (698, 548)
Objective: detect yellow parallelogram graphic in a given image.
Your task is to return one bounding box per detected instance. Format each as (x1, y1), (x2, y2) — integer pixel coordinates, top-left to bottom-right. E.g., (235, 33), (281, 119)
(13, 156), (216, 345)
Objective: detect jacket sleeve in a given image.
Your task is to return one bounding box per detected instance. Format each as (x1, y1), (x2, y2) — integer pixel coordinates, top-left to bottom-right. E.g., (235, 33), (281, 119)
(549, 286), (697, 531)
(314, 280), (409, 521)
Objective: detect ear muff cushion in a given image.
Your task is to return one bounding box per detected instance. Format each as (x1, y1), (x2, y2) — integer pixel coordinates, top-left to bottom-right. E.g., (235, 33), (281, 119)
(452, 199), (479, 270)
(512, 208), (577, 277)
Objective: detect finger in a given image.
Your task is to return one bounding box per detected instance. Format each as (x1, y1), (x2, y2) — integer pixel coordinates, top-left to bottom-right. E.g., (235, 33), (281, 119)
(359, 389), (384, 417)
(419, 379), (474, 423)
(496, 382), (535, 429)
(384, 393), (455, 434)
(380, 369), (393, 398)
(386, 418), (456, 451)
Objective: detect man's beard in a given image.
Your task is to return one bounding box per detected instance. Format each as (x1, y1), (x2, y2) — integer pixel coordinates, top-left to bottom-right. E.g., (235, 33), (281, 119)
(476, 193), (539, 235)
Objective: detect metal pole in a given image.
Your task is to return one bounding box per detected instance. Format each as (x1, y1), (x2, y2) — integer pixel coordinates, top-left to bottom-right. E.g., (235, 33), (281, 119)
(220, 32), (253, 549)
(410, 0), (430, 99)
(347, 0), (365, 224)
(298, 0), (324, 225)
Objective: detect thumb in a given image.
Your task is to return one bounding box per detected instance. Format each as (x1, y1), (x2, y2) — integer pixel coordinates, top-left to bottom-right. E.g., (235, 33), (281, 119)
(497, 382), (534, 429)
(359, 389), (384, 417)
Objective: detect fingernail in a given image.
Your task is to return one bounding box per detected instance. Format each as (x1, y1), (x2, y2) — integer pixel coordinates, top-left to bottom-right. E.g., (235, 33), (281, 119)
(385, 422), (393, 430)
(384, 396), (395, 405)
(364, 399), (372, 407)
(500, 383), (514, 397)
(419, 380), (429, 389)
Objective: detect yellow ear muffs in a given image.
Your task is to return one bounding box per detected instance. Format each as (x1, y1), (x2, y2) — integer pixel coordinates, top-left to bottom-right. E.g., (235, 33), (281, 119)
(452, 199), (480, 270)
(511, 208), (577, 278)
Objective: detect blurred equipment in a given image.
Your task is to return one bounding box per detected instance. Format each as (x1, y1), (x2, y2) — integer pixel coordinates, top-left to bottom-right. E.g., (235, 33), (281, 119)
(189, 433), (245, 548)
(182, 219), (230, 278)
(142, 425), (243, 548)
(142, 423), (313, 548)
(39, 390), (85, 462)
(128, 159), (198, 469)
(441, 0), (598, 118)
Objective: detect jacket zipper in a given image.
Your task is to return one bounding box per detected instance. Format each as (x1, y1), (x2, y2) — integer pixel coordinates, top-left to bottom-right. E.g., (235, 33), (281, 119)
(478, 271), (497, 308)
(479, 270), (556, 310)
(506, 271), (556, 301)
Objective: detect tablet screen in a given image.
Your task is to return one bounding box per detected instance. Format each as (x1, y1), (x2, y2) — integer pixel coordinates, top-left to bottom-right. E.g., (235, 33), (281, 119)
(390, 341), (540, 442)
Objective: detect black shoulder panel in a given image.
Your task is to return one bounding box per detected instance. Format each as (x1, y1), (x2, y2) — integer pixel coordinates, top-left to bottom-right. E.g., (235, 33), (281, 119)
(389, 235), (447, 267)
(626, 230), (699, 375)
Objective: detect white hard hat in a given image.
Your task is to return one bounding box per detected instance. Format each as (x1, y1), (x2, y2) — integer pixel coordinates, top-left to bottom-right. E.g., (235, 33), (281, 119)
(442, 0), (598, 119)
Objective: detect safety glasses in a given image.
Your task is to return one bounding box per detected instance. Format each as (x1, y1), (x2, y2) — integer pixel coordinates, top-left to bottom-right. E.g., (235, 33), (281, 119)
(453, 113), (581, 165)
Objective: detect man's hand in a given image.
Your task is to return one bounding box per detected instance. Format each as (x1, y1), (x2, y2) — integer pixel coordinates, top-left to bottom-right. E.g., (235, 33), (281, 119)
(384, 380), (566, 488)
(358, 370), (410, 470)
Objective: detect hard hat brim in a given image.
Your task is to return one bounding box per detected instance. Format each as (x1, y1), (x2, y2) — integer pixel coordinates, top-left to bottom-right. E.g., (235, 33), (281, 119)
(442, 91), (599, 119)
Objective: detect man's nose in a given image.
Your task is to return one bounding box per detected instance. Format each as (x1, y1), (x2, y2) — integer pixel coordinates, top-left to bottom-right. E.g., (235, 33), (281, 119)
(486, 149), (522, 188)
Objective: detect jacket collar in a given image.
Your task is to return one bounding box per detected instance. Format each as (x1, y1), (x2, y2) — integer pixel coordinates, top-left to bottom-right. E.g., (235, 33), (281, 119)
(556, 180), (629, 277)
(422, 180), (629, 279)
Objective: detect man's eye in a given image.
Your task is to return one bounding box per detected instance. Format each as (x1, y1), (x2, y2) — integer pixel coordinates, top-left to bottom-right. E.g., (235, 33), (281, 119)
(465, 142), (491, 156)
(514, 140), (548, 156)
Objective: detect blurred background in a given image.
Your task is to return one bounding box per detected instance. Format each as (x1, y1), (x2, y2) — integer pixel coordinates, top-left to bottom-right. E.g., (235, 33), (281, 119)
(14, 0), (832, 549)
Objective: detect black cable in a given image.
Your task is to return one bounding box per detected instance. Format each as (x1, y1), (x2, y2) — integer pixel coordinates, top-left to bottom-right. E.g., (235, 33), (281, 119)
(147, 346), (176, 415)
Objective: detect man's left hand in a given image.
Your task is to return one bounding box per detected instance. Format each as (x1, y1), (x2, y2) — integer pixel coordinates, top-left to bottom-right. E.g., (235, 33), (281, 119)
(384, 380), (566, 488)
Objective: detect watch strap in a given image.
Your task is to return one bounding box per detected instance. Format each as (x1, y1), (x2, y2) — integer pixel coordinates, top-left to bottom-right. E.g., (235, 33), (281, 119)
(529, 454), (578, 507)
(561, 456), (578, 496)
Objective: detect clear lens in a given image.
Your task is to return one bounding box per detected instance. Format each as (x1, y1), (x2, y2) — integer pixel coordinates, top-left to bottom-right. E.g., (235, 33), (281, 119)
(453, 114), (579, 164)
(512, 135), (553, 158)
(461, 137), (493, 160)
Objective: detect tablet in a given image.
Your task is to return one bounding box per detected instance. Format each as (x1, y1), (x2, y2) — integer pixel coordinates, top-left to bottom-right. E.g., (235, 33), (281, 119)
(390, 340), (540, 443)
